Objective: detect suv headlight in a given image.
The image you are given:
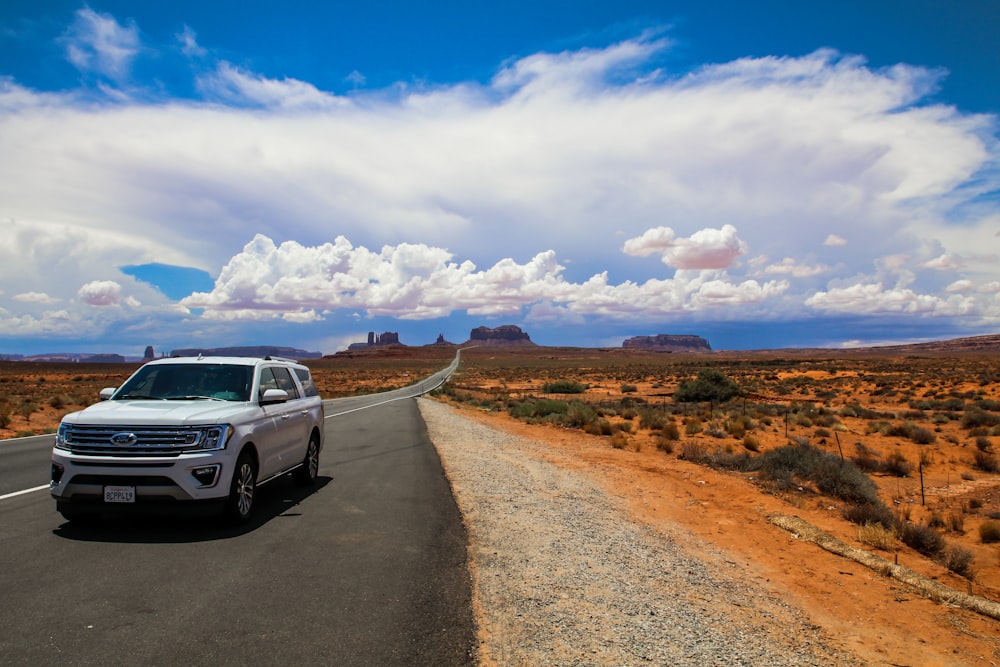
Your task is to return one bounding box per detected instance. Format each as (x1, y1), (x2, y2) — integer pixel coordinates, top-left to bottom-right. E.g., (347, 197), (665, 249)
(55, 423), (71, 451)
(198, 425), (232, 450)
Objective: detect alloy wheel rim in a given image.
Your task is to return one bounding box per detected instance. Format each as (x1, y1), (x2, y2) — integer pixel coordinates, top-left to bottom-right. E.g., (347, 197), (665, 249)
(236, 464), (254, 515)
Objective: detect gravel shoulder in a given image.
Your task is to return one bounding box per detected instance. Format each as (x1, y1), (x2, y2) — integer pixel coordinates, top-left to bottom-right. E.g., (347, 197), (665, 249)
(419, 398), (864, 666)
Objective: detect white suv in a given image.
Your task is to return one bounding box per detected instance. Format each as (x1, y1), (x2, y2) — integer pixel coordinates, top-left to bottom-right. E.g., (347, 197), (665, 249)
(50, 355), (325, 524)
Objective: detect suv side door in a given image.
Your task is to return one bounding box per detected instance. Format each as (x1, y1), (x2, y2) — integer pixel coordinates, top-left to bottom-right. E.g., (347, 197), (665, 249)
(257, 365), (311, 477)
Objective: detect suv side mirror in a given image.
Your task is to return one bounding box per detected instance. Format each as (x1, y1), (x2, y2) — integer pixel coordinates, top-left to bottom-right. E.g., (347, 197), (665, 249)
(260, 388), (289, 405)
(99, 387), (117, 401)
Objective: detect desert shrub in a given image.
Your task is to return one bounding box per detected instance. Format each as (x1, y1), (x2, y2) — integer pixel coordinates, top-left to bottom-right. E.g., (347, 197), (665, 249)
(975, 436), (993, 452)
(968, 498), (983, 511)
(610, 431), (630, 449)
(508, 398), (568, 420)
(886, 421), (936, 444)
(584, 419), (613, 436)
(638, 409), (667, 431)
(655, 436), (675, 454)
(16, 401), (36, 422)
(742, 434), (761, 452)
(843, 405), (895, 420)
(566, 402), (599, 429)
(900, 523), (945, 557)
(858, 523), (896, 551)
(707, 450), (760, 472)
(705, 423), (728, 439)
(759, 442), (880, 505)
(620, 383), (637, 393)
(844, 503), (897, 531)
(882, 450), (913, 477)
(674, 369), (740, 404)
(980, 520), (1000, 543)
(948, 512), (965, 533)
(684, 419), (703, 436)
(543, 380), (589, 394)
(962, 410), (1000, 429)
(928, 511), (945, 529)
(867, 421), (892, 436)
(973, 449), (999, 473)
(942, 546), (975, 579)
(851, 443), (881, 473)
(680, 441), (709, 463)
(660, 421), (680, 441)
(788, 413), (813, 428)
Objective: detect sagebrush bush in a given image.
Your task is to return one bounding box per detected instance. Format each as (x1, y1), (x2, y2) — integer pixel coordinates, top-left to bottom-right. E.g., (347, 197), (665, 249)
(684, 419), (703, 435)
(962, 410), (1000, 429)
(742, 434), (760, 452)
(980, 520), (1000, 544)
(843, 502), (897, 531)
(851, 443), (881, 473)
(508, 398), (568, 420)
(942, 546), (975, 579)
(660, 421), (680, 441)
(858, 522), (896, 551)
(680, 441), (709, 462)
(882, 450), (913, 477)
(973, 449), (999, 473)
(542, 380), (589, 394)
(760, 443), (880, 505)
(900, 523), (945, 557)
(639, 409), (667, 431)
(610, 431), (630, 449)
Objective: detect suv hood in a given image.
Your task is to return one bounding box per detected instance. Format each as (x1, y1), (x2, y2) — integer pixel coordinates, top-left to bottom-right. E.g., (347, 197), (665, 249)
(61, 399), (257, 426)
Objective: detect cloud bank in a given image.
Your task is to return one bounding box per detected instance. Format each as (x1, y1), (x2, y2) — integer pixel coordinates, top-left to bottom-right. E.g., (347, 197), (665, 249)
(0, 15), (997, 351)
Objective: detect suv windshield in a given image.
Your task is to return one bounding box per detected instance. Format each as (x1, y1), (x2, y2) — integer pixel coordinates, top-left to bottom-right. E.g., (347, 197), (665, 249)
(115, 364), (254, 402)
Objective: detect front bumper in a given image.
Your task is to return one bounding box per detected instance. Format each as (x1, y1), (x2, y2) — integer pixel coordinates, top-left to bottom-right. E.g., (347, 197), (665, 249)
(50, 449), (234, 506)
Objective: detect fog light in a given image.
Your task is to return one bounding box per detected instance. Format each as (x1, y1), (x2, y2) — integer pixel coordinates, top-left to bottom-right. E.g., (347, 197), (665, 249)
(51, 462), (64, 485)
(190, 465), (221, 487)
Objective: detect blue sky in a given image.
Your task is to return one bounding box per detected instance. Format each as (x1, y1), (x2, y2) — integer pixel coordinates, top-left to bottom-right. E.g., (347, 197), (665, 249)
(0, 1), (998, 356)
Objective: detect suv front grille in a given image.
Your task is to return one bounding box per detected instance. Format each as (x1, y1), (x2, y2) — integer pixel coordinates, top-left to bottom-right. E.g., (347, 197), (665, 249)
(59, 425), (208, 457)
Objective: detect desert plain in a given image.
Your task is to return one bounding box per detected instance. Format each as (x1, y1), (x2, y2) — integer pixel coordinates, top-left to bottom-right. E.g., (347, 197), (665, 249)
(3, 339), (999, 664)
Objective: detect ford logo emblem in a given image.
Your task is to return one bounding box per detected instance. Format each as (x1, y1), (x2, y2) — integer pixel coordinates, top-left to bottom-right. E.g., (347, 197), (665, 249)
(110, 432), (138, 446)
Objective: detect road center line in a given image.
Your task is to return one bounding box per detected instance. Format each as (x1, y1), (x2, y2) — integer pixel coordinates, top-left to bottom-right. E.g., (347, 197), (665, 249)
(0, 485), (49, 501)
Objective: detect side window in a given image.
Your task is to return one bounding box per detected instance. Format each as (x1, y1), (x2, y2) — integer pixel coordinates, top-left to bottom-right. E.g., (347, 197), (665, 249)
(294, 368), (318, 397)
(271, 367), (300, 399)
(258, 367), (279, 401)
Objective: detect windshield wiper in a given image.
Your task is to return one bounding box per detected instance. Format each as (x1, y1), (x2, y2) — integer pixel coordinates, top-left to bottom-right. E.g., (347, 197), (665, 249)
(166, 395), (226, 401)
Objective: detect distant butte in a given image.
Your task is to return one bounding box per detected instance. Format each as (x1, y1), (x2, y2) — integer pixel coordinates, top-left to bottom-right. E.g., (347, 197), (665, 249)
(622, 334), (711, 352)
(465, 325), (536, 346)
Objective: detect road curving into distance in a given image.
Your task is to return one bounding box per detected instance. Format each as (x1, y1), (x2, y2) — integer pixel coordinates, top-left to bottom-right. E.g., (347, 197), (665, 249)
(0, 349), (474, 666)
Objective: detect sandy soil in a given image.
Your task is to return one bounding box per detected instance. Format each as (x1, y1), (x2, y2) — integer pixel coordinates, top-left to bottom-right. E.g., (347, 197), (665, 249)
(444, 402), (1000, 666)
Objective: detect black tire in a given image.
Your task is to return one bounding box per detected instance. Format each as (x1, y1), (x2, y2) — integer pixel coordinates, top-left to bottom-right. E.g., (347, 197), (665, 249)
(293, 433), (320, 486)
(225, 452), (257, 524)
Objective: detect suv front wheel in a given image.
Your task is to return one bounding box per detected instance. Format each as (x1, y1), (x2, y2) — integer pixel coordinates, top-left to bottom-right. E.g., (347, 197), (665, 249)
(226, 452), (257, 524)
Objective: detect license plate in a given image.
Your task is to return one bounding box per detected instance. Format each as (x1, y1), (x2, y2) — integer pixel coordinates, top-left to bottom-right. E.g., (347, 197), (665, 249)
(104, 485), (136, 503)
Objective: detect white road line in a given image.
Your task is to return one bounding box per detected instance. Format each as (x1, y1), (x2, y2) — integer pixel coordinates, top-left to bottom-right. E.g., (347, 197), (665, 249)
(0, 485), (49, 501)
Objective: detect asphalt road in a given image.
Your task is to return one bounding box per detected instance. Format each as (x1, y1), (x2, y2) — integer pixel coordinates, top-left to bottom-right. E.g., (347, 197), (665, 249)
(0, 360), (474, 666)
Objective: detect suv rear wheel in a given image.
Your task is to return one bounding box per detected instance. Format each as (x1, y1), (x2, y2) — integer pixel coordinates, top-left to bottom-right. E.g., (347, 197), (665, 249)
(293, 433), (320, 486)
